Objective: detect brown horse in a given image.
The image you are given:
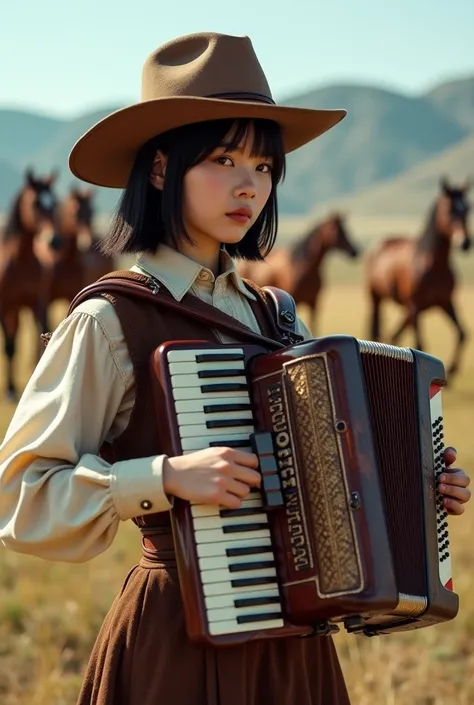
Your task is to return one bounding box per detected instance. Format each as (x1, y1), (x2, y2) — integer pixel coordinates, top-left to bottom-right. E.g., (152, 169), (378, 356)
(38, 187), (114, 309)
(238, 213), (359, 330)
(0, 168), (58, 401)
(366, 178), (471, 377)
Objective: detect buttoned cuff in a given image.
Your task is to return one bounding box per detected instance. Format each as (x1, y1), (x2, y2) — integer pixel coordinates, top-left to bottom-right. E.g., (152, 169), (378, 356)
(110, 455), (174, 520)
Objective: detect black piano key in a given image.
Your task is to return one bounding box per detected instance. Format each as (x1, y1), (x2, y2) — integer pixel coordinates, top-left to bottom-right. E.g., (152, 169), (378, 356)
(229, 560), (275, 573)
(237, 611), (282, 624)
(220, 507), (263, 518)
(206, 418), (252, 429)
(203, 402), (252, 413)
(223, 522), (268, 534)
(198, 369), (244, 379)
(209, 439), (249, 448)
(226, 544), (269, 557)
(234, 595), (281, 608)
(231, 576), (278, 588)
(201, 383), (248, 393)
(195, 353), (245, 363)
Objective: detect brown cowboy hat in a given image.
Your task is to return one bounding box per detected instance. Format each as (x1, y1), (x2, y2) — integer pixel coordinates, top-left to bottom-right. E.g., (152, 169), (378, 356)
(69, 32), (347, 188)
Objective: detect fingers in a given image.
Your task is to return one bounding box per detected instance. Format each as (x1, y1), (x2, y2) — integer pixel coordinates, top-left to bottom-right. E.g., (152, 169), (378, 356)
(231, 449), (260, 469)
(226, 477), (256, 499)
(443, 447), (457, 467)
(442, 497), (466, 516)
(439, 483), (471, 503)
(439, 470), (470, 487)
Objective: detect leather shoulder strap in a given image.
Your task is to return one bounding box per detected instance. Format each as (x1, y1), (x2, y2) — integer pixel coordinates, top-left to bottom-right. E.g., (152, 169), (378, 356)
(242, 279), (303, 345)
(64, 270), (285, 351)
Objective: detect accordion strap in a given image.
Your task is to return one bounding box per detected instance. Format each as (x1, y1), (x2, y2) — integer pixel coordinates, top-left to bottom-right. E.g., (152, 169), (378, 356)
(63, 270), (288, 351)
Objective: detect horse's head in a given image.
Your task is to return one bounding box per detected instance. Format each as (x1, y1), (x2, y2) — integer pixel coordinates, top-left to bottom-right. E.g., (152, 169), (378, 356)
(70, 187), (95, 230)
(24, 167), (59, 230)
(318, 213), (359, 258)
(438, 177), (471, 252)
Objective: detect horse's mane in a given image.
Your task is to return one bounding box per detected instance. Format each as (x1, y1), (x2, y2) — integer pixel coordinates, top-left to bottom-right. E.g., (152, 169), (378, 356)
(416, 202), (441, 253)
(290, 222), (321, 261)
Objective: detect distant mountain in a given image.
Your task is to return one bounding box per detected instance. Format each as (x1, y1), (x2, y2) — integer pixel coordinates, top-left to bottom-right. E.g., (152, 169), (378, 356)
(310, 133), (474, 217)
(278, 83), (468, 213)
(1, 73), (473, 217)
(424, 77), (474, 132)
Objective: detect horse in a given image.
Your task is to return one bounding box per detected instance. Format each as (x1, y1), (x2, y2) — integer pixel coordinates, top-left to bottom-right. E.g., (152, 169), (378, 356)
(238, 213), (359, 331)
(38, 186), (114, 311)
(365, 178), (471, 377)
(0, 168), (58, 401)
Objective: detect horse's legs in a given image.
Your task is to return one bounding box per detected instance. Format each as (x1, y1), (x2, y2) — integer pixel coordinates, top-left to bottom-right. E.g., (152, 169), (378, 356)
(0, 307), (20, 402)
(369, 291), (382, 341)
(390, 305), (424, 350)
(442, 300), (468, 377)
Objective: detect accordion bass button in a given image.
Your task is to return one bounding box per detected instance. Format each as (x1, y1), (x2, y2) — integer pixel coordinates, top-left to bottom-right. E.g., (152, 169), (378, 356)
(349, 492), (361, 510)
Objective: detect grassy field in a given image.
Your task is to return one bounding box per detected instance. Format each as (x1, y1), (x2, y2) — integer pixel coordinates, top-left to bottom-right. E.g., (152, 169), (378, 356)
(0, 279), (473, 704)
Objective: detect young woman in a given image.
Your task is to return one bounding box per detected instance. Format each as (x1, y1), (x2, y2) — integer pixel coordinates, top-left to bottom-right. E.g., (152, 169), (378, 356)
(0, 32), (470, 705)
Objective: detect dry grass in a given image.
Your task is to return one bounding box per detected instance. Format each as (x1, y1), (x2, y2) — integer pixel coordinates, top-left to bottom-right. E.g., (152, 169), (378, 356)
(0, 283), (473, 705)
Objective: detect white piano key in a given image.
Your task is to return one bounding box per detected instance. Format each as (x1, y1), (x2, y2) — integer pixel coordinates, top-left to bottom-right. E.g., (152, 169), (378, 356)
(191, 497), (263, 517)
(193, 513), (268, 531)
(207, 602), (281, 623)
(201, 565), (277, 585)
(171, 374), (248, 389)
(174, 396), (252, 414)
(172, 387), (249, 401)
(203, 577), (277, 597)
(181, 432), (251, 451)
(195, 527), (271, 544)
(177, 409), (254, 426)
(209, 618), (284, 635)
(179, 422), (255, 439)
(196, 536), (272, 558)
(204, 588), (280, 610)
(198, 551), (275, 571)
(169, 360), (245, 375)
(167, 348), (244, 362)
(182, 446), (253, 455)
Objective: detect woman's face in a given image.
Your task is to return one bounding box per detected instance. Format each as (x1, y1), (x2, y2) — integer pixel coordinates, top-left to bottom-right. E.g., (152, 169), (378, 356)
(181, 128), (274, 252)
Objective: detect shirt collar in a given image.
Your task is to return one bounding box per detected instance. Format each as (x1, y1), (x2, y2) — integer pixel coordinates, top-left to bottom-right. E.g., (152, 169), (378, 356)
(134, 244), (256, 302)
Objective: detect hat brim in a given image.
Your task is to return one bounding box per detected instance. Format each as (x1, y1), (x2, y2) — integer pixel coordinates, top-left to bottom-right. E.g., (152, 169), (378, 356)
(68, 96), (347, 188)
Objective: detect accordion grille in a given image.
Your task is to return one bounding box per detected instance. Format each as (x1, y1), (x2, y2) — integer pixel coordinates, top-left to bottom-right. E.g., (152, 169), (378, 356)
(284, 356), (364, 597)
(360, 352), (427, 597)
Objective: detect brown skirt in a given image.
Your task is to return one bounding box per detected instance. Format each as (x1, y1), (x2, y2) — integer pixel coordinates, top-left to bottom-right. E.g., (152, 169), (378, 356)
(77, 530), (351, 705)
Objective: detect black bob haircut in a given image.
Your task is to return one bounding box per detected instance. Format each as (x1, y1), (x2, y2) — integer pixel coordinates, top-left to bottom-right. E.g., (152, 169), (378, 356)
(100, 117), (286, 261)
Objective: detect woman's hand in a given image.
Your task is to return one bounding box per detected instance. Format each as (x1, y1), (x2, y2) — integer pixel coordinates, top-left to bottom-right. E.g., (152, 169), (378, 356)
(438, 447), (471, 516)
(163, 446), (261, 508)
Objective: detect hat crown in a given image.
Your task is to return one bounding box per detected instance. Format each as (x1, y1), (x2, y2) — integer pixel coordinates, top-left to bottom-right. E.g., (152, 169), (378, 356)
(141, 32), (274, 104)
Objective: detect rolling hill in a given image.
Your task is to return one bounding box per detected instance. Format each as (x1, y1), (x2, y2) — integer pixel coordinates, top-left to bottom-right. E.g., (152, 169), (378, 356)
(1, 74), (473, 216)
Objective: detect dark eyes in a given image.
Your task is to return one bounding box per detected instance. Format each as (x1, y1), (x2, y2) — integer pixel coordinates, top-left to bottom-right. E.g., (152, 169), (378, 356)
(214, 156), (272, 172)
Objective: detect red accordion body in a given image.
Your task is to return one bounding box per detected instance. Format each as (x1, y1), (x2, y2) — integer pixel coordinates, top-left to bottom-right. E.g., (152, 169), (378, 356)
(150, 335), (458, 646)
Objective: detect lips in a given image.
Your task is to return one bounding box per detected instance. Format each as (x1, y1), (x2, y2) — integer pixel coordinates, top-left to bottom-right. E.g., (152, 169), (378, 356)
(226, 207), (252, 224)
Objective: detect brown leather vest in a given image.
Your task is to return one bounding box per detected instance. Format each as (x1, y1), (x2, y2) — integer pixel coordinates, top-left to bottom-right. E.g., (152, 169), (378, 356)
(69, 273), (290, 530)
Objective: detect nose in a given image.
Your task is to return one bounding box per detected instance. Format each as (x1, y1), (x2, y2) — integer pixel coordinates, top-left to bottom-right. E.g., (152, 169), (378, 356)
(233, 169), (257, 199)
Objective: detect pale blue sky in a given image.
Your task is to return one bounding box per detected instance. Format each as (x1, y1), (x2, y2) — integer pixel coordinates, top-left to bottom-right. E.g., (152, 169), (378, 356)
(1, 0), (473, 118)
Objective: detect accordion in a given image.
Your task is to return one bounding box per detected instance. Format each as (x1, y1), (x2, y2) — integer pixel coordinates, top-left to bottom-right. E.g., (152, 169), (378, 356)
(150, 335), (459, 646)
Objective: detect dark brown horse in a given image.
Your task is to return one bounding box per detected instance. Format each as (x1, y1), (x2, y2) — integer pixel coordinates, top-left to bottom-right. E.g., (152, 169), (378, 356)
(38, 187), (114, 308)
(366, 178), (471, 377)
(0, 168), (58, 400)
(238, 213), (359, 330)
